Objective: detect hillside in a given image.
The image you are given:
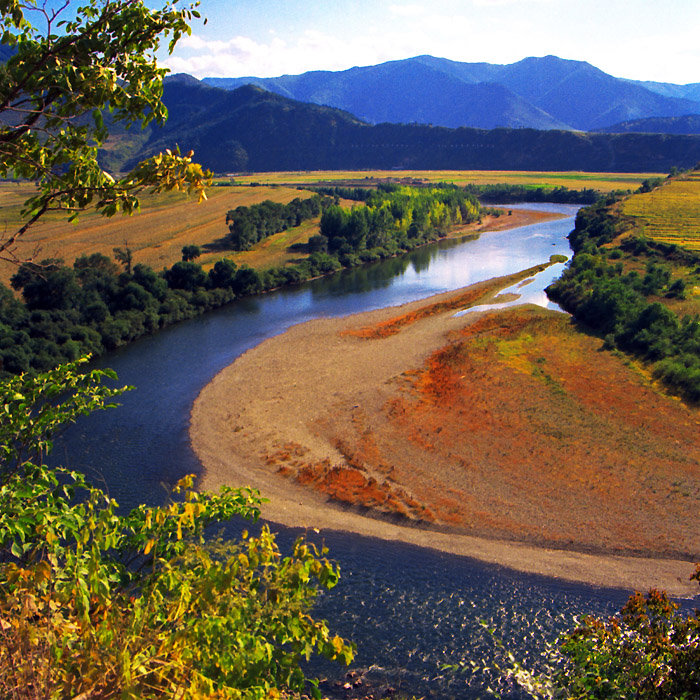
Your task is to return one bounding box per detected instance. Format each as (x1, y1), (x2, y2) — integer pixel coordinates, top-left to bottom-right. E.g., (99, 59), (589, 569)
(207, 58), (568, 130)
(548, 170), (700, 402)
(203, 54), (700, 132)
(620, 170), (700, 250)
(109, 79), (700, 175)
(598, 114), (700, 135)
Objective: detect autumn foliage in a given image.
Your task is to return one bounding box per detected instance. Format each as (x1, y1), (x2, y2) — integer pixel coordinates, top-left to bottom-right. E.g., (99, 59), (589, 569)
(298, 305), (700, 558)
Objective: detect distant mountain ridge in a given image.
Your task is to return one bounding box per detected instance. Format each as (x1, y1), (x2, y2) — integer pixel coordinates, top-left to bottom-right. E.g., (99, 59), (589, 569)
(203, 55), (700, 132)
(597, 115), (700, 135)
(112, 77), (700, 174)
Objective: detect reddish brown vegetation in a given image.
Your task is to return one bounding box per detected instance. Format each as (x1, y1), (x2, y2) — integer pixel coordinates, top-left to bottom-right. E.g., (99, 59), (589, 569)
(323, 307), (700, 557)
(264, 442), (436, 522)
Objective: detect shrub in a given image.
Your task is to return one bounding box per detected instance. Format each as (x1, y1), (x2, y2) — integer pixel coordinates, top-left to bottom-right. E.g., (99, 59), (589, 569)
(498, 570), (700, 699)
(0, 359), (354, 698)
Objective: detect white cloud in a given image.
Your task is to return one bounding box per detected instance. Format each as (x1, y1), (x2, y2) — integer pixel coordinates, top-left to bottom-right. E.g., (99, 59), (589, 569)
(162, 28), (423, 78)
(161, 0), (700, 84)
(470, 0), (554, 5)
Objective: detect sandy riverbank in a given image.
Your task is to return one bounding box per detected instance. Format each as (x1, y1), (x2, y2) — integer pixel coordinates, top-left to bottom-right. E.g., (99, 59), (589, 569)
(190, 217), (699, 598)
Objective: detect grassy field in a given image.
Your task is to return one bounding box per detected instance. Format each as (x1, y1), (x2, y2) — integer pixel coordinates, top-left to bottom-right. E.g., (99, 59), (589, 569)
(0, 169), (659, 287)
(230, 218), (320, 271)
(620, 171), (700, 251)
(0, 182), (313, 285)
(227, 169), (660, 191)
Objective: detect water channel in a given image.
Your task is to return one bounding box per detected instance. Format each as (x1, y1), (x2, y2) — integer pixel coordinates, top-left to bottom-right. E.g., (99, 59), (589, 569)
(55, 204), (639, 697)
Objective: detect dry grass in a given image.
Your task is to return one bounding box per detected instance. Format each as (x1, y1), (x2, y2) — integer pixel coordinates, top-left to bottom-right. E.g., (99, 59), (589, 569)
(620, 172), (700, 251)
(231, 218), (319, 271)
(0, 183), (313, 284)
(319, 307), (700, 557)
(229, 170), (658, 191)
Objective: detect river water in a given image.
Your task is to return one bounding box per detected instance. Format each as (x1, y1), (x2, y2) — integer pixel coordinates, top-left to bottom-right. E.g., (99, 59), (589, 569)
(55, 204), (638, 697)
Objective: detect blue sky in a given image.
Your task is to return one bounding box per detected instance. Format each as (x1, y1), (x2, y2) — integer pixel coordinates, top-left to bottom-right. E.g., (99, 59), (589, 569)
(159, 0), (700, 84)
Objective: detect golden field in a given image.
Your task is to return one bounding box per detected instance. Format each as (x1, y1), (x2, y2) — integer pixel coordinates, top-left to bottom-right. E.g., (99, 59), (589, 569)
(0, 182), (313, 285)
(621, 171), (700, 251)
(229, 169), (658, 191)
(0, 170), (658, 286)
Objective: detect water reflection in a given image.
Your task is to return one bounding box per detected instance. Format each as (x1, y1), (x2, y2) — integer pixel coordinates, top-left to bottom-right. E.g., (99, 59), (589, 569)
(314, 255), (412, 297)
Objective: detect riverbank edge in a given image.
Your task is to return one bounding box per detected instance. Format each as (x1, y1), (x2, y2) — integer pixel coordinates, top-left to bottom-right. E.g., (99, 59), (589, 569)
(190, 265), (698, 598)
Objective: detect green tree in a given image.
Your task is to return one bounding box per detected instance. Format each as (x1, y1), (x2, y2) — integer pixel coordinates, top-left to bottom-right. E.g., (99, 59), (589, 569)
(164, 260), (207, 291)
(181, 244), (202, 262)
(0, 0), (210, 264)
(113, 245), (134, 274)
(208, 258), (238, 289)
(0, 2), (355, 696)
(0, 359), (354, 698)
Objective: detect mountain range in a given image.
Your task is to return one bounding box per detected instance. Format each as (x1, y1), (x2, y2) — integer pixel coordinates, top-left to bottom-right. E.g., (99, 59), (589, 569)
(106, 76), (700, 175)
(202, 55), (700, 132)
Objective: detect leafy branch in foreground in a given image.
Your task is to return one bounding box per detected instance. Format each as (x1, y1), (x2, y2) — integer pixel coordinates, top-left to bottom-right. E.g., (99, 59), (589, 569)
(0, 358), (354, 698)
(0, 0), (211, 263)
(489, 571), (700, 699)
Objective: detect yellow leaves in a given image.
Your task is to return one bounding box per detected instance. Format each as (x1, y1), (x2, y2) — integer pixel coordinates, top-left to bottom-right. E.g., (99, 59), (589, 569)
(33, 560), (51, 583)
(173, 473), (194, 493)
(143, 539), (156, 556)
(331, 634), (345, 655)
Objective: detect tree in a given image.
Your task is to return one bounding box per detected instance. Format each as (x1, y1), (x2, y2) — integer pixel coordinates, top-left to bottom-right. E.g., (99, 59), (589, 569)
(208, 258), (238, 289)
(307, 234), (328, 253)
(164, 260), (206, 291)
(113, 245), (133, 274)
(0, 359), (354, 697)
(0, 0), (211, 264)
(181, 244), (202, 262)
(0, 2), (355, 695)
(499, 572), (700, 699)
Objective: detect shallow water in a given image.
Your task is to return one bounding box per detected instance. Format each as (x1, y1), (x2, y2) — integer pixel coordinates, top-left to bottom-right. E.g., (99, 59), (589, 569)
(53, 204), (690, 697)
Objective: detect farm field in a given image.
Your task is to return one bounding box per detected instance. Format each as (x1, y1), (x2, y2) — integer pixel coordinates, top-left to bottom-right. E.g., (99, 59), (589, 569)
(620, 171), (700, 251)
(0, 182), (314, 285)
(0, 169), (659, 287)
(229, 169), (660, 191)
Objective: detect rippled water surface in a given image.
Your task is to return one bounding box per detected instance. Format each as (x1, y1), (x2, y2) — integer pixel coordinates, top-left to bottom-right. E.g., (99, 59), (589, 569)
(54, 204), (673, 697)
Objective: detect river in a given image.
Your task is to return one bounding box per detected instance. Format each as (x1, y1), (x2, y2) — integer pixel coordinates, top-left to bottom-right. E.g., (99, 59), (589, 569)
(55, 204), (635, 698)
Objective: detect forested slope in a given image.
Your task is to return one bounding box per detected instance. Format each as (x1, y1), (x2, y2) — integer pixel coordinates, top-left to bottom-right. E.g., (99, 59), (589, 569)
(110, 80), (700, 174)
(547, 170), (700, 401)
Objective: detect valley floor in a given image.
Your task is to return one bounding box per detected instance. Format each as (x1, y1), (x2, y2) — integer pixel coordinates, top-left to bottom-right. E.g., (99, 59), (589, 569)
(191, 258), (700, 599)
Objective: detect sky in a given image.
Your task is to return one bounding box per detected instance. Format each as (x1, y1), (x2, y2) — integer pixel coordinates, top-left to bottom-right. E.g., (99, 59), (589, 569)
(158, 0), (700, 85)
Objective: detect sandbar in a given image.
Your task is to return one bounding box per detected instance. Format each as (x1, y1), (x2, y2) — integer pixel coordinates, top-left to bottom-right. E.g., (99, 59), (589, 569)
(191, 224), (699, 599)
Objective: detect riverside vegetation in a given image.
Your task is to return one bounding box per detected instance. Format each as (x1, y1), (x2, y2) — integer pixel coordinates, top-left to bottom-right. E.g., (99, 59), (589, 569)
(547, 168), (700, 402)
(0, 183), (484, 376)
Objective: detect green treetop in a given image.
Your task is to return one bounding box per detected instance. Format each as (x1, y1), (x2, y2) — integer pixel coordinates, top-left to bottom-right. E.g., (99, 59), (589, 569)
(0, 0), (210, 263)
